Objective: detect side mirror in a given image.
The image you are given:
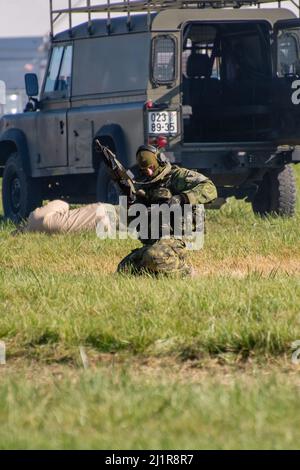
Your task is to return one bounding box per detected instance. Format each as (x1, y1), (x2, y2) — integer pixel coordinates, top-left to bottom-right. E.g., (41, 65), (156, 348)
(25, 73), (39, 97)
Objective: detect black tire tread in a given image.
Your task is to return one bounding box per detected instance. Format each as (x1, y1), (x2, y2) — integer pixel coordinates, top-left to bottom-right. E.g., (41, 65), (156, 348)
(252, 164), (297, 217)
(2, 153), (42, 222)
(276, 165), (297, 217)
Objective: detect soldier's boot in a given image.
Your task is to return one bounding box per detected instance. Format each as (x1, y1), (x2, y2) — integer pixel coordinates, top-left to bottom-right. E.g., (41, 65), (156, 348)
(117, 239), (193, 277)
(142, 238), (192, 276)
(117, 246), (148, 274)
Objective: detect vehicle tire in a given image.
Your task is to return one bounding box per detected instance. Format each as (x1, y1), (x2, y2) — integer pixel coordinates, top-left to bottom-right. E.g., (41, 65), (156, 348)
(96, 161), (120, 204)
(251, 165), (296, 217)
(2, 153), (42, 223)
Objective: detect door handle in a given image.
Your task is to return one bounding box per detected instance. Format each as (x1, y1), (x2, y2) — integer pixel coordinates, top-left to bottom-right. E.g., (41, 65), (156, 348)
(59, 120), (64, 134)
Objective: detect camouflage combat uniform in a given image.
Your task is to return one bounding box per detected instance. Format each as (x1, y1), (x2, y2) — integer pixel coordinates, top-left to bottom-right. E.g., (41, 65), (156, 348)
(117, 163), (217, 276)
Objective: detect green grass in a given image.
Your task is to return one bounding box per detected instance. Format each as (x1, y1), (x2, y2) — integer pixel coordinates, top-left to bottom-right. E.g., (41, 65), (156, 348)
(0, 165), (300, 449)
(0, 166), (299, 360)
(1, 367), (300, 449)
(0, 269), (300, 359)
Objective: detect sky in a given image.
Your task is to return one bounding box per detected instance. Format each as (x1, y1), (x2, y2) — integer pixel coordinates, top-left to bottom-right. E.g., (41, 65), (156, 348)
(0, 0), (299, 38)
(0, 0), (104, 37)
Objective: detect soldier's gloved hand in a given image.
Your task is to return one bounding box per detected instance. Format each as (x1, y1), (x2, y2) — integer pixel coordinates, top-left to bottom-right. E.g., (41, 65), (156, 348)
(168, 194), (187, 207)
(135, 189), (147, 203)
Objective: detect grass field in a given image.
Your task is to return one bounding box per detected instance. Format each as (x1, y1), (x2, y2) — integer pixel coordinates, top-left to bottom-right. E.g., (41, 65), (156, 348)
(0, 166), (300, 449)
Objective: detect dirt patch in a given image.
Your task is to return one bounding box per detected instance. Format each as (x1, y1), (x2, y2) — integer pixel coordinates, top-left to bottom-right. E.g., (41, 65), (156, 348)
(192, 254), (300, 277)
(1, 353), (300, 385)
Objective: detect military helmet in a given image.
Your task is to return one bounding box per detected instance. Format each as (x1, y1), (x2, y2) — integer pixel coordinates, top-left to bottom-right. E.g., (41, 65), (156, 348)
(136, 144), (168, 177)
(136, 144), (159, 169)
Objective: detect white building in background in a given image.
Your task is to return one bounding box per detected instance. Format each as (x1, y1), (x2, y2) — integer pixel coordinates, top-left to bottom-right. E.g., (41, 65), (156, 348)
(0, 79), (5, 115)
(0, 0), (93, 116)
(0, 36), (49, 115)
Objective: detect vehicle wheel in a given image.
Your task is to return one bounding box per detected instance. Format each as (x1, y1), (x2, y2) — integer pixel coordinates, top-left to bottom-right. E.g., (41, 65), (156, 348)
(2, 153), (42, 223)
(251, 165), (296, 217)
(96, 161), (120, 204)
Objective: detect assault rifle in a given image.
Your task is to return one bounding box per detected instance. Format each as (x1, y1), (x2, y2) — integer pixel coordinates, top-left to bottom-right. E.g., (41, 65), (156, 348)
(94, 138), (136, 204)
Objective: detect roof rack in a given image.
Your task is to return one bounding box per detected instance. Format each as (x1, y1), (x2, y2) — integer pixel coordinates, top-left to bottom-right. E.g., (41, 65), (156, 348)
(49, 0), (300, 37)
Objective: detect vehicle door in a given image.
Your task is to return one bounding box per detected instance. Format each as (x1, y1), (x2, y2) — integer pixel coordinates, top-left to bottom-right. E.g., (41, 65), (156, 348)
(273, 19), (300, 144)
(37, 43), (72, 168)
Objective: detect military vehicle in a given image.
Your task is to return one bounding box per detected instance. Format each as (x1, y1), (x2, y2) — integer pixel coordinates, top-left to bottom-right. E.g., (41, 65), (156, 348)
(0, 0), (300, 222)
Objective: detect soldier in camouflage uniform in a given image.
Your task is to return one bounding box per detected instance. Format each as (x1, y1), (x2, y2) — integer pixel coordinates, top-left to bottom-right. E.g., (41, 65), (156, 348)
(117, 145), (217, 276)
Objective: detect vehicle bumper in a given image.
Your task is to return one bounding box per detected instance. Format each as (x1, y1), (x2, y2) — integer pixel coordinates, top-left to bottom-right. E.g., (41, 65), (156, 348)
(170, 142), (299, 171)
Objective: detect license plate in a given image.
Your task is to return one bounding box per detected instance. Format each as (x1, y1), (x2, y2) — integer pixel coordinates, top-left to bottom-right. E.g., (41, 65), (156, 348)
(148, 111), (177, 135)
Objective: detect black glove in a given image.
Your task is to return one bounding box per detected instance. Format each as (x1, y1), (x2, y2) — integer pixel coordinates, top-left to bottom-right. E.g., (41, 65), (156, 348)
(168, 194), (187, 207)
(135, 189), (147, 203)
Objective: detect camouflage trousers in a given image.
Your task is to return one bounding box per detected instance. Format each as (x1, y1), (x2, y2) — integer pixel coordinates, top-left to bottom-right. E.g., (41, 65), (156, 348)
(117, 238), (192, 276)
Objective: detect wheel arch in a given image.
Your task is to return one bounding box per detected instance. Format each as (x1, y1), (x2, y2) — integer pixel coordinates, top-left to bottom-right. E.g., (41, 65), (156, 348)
(92, 124), (128, 172)
(0, 129), (32, 176)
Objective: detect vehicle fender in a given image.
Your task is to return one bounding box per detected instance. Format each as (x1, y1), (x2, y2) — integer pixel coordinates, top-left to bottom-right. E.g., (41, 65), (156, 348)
(0, 128), (32, 175)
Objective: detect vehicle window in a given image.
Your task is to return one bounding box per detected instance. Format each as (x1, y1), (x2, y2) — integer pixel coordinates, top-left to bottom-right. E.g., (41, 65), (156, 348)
(182, 29), (221, 80)
(72, 34), (150, 96)
(277, 29), (300, 77)
(225, 33), (268, 80)
(44, 46), (64, 93)
(152, 36), (176, 84)
(56, 45), (73, 92)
